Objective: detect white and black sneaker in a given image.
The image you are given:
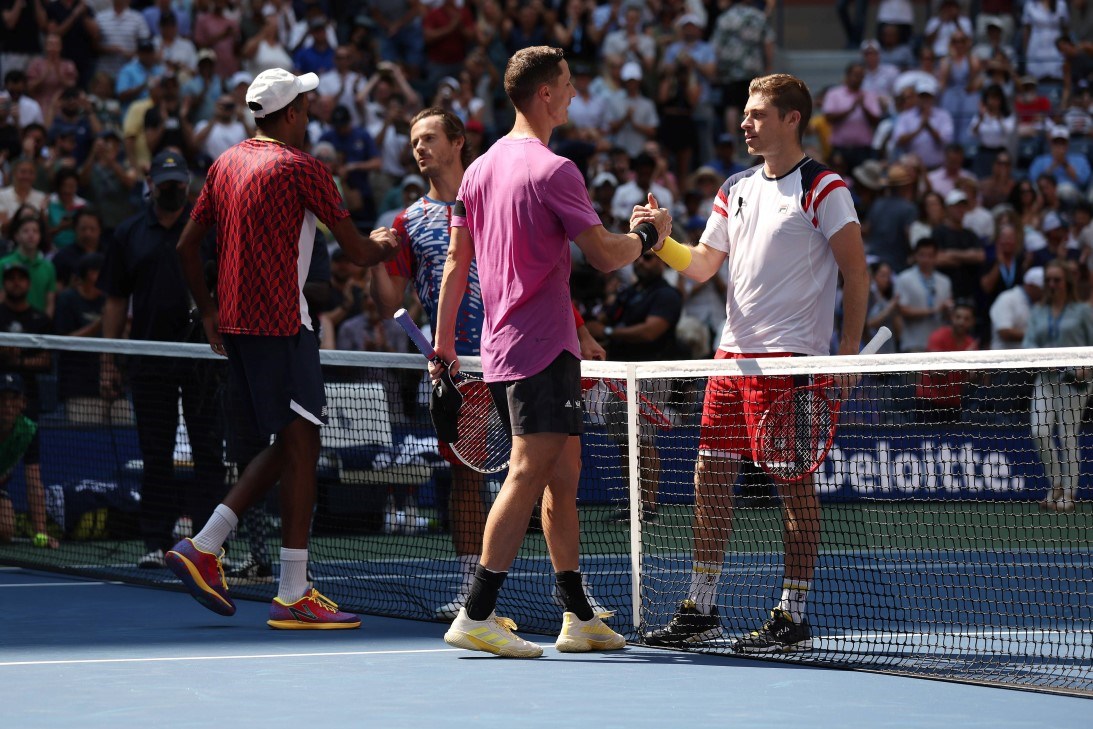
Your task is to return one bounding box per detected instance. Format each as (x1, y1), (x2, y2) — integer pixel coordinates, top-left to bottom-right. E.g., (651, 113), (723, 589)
(138, 549), (166, 569)
(225, 554), (274, 584)
(643, 599), (725, 646)
(731, 608), (813, 654)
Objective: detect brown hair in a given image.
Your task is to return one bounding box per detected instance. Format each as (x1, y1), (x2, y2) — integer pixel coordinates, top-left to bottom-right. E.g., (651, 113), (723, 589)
(504, 46), (565, 111)
(1045, 259), (1079, 304)
(409, 107), (472, 169)
(748, 73), (813, 142)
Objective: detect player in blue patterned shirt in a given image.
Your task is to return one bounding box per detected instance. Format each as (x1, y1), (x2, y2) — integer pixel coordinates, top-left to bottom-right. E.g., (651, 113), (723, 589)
(371, 108), (488, 621)
(371, 107), (607, 620)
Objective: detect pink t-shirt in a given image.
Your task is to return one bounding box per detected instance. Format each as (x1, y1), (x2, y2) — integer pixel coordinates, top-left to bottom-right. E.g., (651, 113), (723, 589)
(821, 86), (883, 148)
(452, 137), (601, 381)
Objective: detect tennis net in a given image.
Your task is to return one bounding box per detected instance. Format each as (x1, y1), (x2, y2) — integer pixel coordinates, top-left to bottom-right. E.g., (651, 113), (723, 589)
(0, 333), (1089, 696)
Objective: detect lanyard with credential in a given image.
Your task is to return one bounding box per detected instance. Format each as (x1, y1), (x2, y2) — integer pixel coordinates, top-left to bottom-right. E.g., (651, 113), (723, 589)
(1047, 304), (1067, 343)
(917, 268), (936, 310)
(998, 259), (1017, 289)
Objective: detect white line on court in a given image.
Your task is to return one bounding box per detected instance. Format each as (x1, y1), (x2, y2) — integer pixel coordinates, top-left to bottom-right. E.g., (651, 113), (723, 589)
(0, 647), (465, 667)
(0, 582), (124, 588)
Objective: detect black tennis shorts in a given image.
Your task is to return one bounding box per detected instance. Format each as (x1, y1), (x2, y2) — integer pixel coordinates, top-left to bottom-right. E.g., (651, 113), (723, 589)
(222, 329), (327, 437)
(488, 351), (583, 436)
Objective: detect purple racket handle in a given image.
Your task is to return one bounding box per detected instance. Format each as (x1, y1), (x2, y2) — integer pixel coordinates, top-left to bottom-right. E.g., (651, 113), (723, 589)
(394, 308), (445, 365)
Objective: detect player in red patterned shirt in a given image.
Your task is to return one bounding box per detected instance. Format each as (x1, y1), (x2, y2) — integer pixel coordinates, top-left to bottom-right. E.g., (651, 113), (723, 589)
(169, 68), (398, 629)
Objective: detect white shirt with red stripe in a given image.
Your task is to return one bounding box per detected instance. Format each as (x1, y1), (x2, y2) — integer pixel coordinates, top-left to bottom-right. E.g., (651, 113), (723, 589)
(700, 158), (859, 356)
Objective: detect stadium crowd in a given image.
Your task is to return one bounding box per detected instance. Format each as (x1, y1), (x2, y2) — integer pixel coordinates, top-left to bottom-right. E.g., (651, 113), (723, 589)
(0, 0), (1091, 397)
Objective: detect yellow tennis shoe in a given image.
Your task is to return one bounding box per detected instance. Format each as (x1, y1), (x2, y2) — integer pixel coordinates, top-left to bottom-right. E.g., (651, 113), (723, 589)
(444, 608), (543, 658)
(555, 611), (627, 652)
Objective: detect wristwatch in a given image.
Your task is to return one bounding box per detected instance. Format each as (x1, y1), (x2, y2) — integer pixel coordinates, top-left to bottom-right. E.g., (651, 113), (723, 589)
(603, 326), (614, 340)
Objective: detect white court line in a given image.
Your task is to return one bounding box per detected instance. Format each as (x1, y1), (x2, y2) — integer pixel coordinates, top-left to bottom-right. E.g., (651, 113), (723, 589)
(825, 628), (1093, 640)
(0, 647), (465, 668)
(0, 582), (123, 588)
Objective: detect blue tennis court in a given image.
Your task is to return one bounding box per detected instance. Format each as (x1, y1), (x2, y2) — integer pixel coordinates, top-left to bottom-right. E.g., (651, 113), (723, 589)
(3, 563), (1088, 728)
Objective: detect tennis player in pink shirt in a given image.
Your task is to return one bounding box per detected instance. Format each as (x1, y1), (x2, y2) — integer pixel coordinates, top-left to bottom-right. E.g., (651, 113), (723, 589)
(432, 46), (672, 657)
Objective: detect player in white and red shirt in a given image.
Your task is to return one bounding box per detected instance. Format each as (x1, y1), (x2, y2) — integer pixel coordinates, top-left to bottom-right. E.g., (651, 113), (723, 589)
(643, 74), (869, 653)
(171, 68), (398, 629)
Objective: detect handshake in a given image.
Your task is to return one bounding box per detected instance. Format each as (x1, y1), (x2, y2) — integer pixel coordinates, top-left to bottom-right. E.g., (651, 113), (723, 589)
(628, 193), (673, 251)
(628, 193), (692, 272)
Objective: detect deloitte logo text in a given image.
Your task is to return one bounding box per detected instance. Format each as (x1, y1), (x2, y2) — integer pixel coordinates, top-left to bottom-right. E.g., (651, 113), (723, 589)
(815, 440), (1028, 494)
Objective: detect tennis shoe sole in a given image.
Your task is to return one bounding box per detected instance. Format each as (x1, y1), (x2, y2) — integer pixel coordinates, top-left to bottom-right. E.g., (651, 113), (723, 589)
(165, 548), (235, 616)
(555, 613), (627, 652)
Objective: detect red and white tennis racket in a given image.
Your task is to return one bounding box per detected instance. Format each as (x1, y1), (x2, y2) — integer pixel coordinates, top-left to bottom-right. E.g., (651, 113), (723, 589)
(582, 377), (672, 429)
(755, 327), (891, 483)
(394, 309), (511, 474)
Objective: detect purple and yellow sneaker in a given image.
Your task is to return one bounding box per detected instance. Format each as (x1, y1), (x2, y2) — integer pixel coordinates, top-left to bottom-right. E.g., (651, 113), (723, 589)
(268, 588), (361, 630)
(165, 538), (236, 616)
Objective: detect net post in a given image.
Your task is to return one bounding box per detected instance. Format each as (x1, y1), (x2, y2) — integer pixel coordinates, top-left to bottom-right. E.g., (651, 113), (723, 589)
(626, 363), (642, 631)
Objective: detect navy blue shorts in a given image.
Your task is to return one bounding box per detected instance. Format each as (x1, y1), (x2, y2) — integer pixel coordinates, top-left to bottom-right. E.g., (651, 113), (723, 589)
(222, 329), (326, 437)
(488, 351), (583, 436)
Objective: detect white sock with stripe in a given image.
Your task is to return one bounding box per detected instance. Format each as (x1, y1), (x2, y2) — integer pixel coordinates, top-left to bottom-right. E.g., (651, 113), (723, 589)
(278, 548), (310, 603)
(688, 562), (723, 615)
(191, 504), (238, 553)
(778, 579), (810, 624)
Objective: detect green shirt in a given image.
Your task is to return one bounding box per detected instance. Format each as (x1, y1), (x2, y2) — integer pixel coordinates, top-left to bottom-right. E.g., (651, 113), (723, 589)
(0, 250), (57, 314)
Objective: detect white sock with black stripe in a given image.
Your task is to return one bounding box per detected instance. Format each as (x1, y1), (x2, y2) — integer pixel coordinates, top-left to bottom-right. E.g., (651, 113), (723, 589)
(688, 562), (723, 615)
(778, 579), (810, 624)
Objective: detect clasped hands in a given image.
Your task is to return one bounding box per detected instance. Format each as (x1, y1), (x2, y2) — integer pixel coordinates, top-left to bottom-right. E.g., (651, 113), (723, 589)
(629, 193), (673, 249)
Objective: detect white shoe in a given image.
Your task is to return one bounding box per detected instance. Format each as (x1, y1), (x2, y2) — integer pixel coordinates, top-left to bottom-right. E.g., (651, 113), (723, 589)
(138, 549), (166, 569)
(435, 594), (468, 621)
(555, 611), (627, 653)
(443, 608), (543, 658)
(171, 515), (193, 540)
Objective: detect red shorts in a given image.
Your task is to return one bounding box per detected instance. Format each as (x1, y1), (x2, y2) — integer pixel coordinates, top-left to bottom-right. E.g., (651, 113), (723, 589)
(698, 350), (831, 461)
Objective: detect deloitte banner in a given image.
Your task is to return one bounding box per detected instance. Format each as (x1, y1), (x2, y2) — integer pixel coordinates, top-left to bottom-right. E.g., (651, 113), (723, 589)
(815, 425), (1061, 500)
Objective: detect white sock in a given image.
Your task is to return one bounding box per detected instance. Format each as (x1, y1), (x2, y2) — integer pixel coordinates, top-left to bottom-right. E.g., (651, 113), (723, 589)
(277, 547), (310, 603)
(688, 562), (723, 615)
(778, 579), (810, 624)
(191, 505), (238, 553)
(457, 554), (479, 597)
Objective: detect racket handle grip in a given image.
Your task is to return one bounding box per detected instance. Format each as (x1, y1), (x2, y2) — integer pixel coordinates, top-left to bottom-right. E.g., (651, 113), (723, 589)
(861, 326), (892, 355)
(394, 308), (439, 361)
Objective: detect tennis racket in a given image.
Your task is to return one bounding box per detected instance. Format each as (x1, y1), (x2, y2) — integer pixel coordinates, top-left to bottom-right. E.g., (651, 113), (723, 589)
(582, 377), (673, 429)
(393, 309), (511, 474)
(755, 327), (892, 484)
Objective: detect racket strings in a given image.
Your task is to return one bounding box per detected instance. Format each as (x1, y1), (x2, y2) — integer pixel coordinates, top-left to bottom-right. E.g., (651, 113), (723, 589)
(762, 389), (834, 481)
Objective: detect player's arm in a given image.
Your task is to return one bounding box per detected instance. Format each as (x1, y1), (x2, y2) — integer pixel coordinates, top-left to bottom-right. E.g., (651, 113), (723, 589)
(573, 197), (672, 272)
(329, 216), (399, 267)
(368, 225), (408, 318)
(830, 222), (870, 356)
(177, 218), (225, 355)
(24, 462), (55, 548)
(657, 239), (726, 283)
(433, 225), (475, 372)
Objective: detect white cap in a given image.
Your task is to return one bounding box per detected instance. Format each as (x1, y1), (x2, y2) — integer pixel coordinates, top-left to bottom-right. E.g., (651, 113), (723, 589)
(675, 13), (703, 29)
(591, 171), (618, 188)
(246, 68), (319, 119)
(620, 62), (643, 82)
(915, 77), (939, 96)
(401, 173), (426, 191)
(1051, 125), (1071, 140)
(944, 189), (968, 206)
(1041, 211), (1065, 232)
(1024, 267), (1045, 288)
(229, 71), (253, 89)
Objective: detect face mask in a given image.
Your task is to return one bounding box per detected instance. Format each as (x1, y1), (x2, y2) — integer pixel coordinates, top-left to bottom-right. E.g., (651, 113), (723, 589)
(156, 185), (187, 211)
